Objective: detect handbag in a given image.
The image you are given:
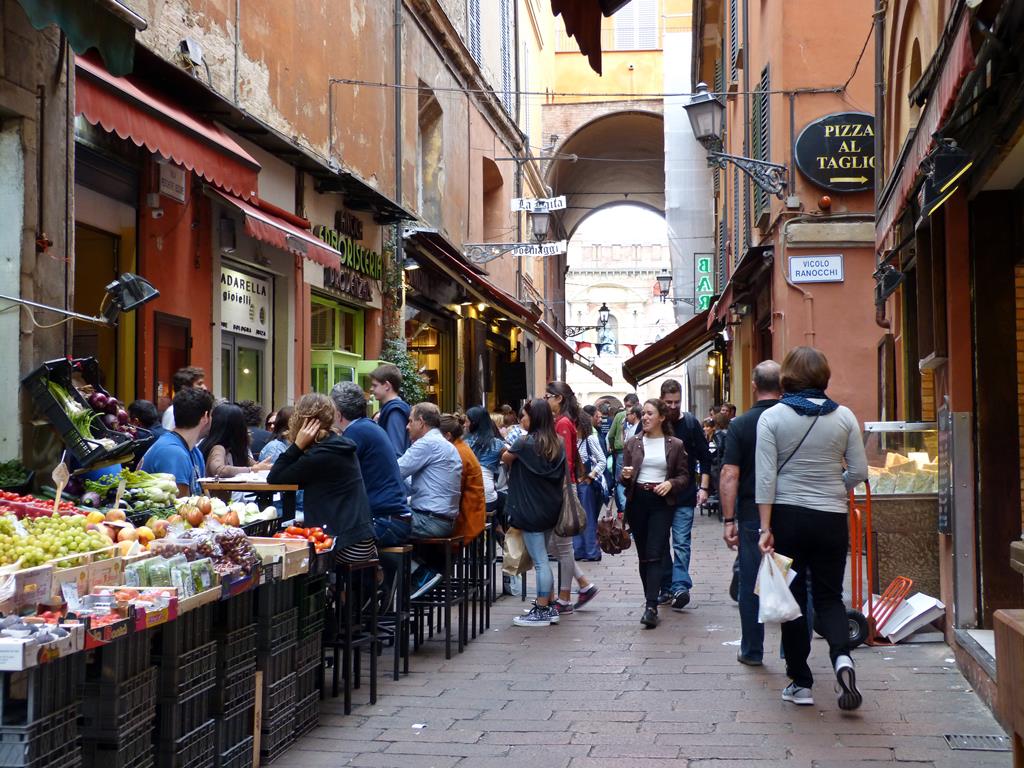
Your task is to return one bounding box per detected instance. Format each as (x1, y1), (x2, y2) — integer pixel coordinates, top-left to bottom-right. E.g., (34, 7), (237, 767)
(555, 472), (587, 537)
(501, 527), (533, 577)
(597, 514), (632, 555)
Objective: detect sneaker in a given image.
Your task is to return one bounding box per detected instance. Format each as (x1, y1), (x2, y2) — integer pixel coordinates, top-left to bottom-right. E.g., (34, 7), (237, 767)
(781, 683), (814, 705)
(574, 583), (599, 609)
(834, 655), (862, 711)
(671, 590), (691, 611)
(544, 605), (561, 624)
(513, 606), (552, 627)
(410, 568), (441, 599)
(640, 606), (659, 628)
(657, 591), (673, 606)
(553, 599), (574, 616)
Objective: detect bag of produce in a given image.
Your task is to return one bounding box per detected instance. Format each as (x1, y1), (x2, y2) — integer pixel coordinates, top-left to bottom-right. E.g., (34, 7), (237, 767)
(124, 559), (149, 587)
(169, 558), (195, 598)
(144, 557), (172, 588)
(190, 558), (216, 593)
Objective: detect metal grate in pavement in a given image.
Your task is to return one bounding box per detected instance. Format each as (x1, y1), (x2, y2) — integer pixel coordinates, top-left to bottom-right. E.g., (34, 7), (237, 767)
(943, 734), (1011, 751)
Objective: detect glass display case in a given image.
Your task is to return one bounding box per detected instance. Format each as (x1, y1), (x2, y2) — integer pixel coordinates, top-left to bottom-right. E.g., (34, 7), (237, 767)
(858, 421), (939, 496)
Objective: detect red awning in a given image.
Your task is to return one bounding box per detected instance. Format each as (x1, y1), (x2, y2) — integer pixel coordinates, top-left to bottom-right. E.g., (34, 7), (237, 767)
(535, 321), (613, 386)
(75, 53), (260, 200)
(876, 14), (974, 249)
(210, 189), (341, 269)
(621, 310), (715, 388)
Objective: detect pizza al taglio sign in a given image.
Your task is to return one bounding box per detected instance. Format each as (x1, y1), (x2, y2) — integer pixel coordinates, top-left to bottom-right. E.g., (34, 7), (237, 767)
(794, 112), (875, 193)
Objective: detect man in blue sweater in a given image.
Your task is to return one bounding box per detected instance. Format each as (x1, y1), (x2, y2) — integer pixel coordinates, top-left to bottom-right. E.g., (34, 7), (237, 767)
(370, 364), (411, 457)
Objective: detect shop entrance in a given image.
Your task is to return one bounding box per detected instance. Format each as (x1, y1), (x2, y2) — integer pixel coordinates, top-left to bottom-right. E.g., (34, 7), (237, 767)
(310, 295), (364, 395)
(222, 333), (266, 405)
(73, 224), (120, 385)
(153, 313), (190, 415)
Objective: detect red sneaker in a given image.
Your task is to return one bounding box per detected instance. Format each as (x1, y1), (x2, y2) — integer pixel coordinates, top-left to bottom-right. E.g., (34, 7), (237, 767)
(574, 584), (599, 609)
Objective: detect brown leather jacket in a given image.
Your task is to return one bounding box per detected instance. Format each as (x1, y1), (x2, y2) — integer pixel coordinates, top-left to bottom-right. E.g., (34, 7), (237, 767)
(620, 434), (691, 507)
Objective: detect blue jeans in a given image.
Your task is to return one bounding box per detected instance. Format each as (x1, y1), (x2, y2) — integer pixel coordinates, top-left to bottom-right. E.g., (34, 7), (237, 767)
(521, 530), (553, 600)
(572, 481), (602, 560)
(661, 505), (695, 594)
(374, 516), (411, 547)
(737, 519), (764, 661)
(611, 451), (626, 512)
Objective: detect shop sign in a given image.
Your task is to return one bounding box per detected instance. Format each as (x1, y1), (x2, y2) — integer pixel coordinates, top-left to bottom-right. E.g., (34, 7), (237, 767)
(323, 266), (373, 302)
(511, 196), (566, 213)
(312, 225), (383, 280)
(512, 240), (567, 257)
(694, 254), (714, 311)
(794, 112), (875, 193)
(788, 254), (844, 283)
(220, 266), (271, 339)
(159, 163), (186, 203)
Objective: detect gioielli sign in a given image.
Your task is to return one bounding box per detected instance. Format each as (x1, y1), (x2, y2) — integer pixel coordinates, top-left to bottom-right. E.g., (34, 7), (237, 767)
(794, 112), (875, 193)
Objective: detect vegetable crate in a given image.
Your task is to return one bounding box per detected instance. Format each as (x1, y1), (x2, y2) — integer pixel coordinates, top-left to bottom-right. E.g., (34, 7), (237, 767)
(214, 702), (252, 765)
(21, 360), (147, 470)
(211, 668), (254, 718)
(255, 609), (296, 654)
(155, 606), (214, 658)
(81, 719), (153, 768)
(154, 641), (217, 700)
(85, 627), (150, 684)
(215, 736), (251, 768)
(154, 718), (215, 768)
(0, 700), (79, 768)
(214, 626), (256, 682)
(293, 576), (326, 640)
(79, 666), (157, 740)
(258, 709), (294, 767)
(0, 653), (85, 727)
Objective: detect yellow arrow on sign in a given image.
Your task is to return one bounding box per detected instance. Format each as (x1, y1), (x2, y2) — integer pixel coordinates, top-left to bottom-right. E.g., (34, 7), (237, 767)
(830, 176), (869, 184)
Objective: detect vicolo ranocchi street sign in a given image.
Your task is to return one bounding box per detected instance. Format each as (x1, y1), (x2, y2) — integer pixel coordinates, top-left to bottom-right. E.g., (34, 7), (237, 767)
(794, 112), (875, 193)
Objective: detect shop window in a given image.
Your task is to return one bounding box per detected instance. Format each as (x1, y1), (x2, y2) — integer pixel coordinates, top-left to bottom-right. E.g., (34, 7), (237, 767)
(310, 303), (335, 349)
(310, 296), (364, 395)
(613, 0), (659, 50)
(913, 211), (948, 369)
(417, 84), (445, 227)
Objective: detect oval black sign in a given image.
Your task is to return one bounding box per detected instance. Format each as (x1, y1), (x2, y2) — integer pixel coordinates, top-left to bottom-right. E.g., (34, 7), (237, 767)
(794, 112), (875, 193)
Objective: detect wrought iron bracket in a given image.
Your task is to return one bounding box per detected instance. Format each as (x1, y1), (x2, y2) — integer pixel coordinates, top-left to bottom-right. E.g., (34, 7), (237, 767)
(564, 325), (603, 338)
(707, 151), (788, 199)
(465, 243), (519, 264)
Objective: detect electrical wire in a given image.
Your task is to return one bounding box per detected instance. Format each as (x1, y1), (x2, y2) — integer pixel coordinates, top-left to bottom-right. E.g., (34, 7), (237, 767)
(0, 301), (75, 329)
(842, 19), (875, 93)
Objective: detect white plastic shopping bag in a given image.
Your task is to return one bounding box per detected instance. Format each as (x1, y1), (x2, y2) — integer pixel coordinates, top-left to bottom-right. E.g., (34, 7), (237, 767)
(756, 552), (802, 624)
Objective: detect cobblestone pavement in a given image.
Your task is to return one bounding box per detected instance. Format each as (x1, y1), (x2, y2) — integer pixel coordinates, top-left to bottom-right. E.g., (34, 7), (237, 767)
(285, 513), (1011, 767)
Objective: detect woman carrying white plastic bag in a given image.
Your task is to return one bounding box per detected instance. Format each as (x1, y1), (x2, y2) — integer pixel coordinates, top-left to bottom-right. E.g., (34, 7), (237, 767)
(755, 347), (869, 711)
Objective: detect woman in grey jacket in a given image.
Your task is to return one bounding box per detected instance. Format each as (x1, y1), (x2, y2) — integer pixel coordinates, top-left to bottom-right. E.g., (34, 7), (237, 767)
(755, 346), (868, 711)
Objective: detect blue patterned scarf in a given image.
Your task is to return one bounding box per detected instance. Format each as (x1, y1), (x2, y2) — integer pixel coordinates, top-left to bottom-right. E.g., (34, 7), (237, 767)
(780, 388), (839, 416)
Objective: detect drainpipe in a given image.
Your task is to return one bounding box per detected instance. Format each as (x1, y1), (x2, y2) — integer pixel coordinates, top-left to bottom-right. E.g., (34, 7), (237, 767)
(393, 0), (404, 340)
(233, 0), (240, 104)
(513, 0), (523, 301)
(742, 0), (751, 247)
(873, 0), (884, 215)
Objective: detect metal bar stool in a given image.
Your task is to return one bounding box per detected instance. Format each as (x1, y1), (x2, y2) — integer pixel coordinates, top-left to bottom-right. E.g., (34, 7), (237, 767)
(378, 545), (413, 680)
(326, 558), (379, 714)
(410, 535), (465, 660)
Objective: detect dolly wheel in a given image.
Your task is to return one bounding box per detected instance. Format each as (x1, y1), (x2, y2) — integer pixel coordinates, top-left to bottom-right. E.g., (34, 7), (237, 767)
(847, 609), (869, 648)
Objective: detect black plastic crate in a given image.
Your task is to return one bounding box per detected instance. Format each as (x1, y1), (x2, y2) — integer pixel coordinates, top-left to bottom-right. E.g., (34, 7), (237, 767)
(215, 596), (254, 636)
(210, 669), (254, 718)
(0, 701), (78, 768)
(87, 630), (150, 684)
(215, 627), (256, 680)
(2, 653), (85, 726)
(256, 609), (296, 652)
(294, 664), (319, 704)
(254, 583), (292, 619)
(155, 642), (217, 699)
(155, 689), (211, 744)
(79, 667), (157, 739)
(293, 633), (320, 673)
(214, 704), (252, 757)
(215, 737), (251, 768)
(292, 692), (318, 739)
(255, 643), (294, 688)
(155, 719), (215, 768)
(156, 607), (213, 658)
(257, 712), (294, 766)
(81, 724), (153, 768)
(240, 516), (281, 537)
(261, 674), (295, 724)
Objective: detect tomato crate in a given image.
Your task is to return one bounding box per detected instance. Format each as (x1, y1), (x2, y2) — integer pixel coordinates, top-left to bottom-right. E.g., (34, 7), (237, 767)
(257, 711), (294, 766)
(214, 595), (253, 635)
(215, 737), (251, 768)
(256, 642), (294, 688)
(215, 626), (256, 680)
(81, 723), (153, 768)
(1, 652), (85, 726)
(155, 688), (212, 744)
(254, 582), (291, 619)
(154, 641), (217, 699)
(210, 667), (254, 717)
(154, 719), (215, 768)
(292, 691), (318, 740)
(261, 674), (295, 723)
(79, 666), (157, 739)
(294, 663), (319, 703)
(86, 628), (150, 684)
(155, 606), (213, 657)
(240, 516), (281, 538)
(214, 704), (252, 756)
(255, 609), (296, 652)
(0, 701), (78, 768)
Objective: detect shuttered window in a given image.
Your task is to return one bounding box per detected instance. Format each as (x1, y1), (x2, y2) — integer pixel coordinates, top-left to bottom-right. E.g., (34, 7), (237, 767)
(468, 0), (482, 64)
(613, 0), (659, 50)
(729, 0), (738, 80)
(522, 44), (531, 141)
(717, 219), (728, 291)
(752, 65), (771, 223)
(499, 0), (513, 114)
(311, 302), (335, 349)
(733, 168), (740, 266)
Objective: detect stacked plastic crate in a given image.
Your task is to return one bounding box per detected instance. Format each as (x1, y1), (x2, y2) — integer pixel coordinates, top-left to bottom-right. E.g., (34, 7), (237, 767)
(212, 597), (255, 768)
(255, 583), (296, 764)
(152, 606), (218, 768)
(80, 631), (156, 768)
(292, 574), (325, 739)
(0, 654), (84, 768)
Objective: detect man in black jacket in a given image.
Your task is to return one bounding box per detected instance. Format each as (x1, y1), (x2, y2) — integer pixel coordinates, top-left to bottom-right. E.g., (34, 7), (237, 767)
(658, 379), (713, 609)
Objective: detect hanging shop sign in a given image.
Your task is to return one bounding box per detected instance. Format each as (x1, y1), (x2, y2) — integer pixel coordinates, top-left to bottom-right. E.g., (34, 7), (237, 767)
(788, 254), (844, 283)
(794, 112), (875, 193)
(694, 254), (714, 311)
(511, 196), (567, 213)
(323, 266), (373, 302)
(158, 162), (186, 203)
(512, 240), (568, 257)
(312, 224), (383, 280)
(220, 266), (271, 339)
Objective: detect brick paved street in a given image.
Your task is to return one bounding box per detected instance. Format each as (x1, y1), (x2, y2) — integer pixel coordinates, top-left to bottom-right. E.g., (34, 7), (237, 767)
(285, 514), (1011, 767)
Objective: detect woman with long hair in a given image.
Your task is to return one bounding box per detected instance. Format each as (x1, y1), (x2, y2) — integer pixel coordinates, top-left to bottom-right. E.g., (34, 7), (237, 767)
(620, 399), (690, 628)
(544, 381), (599, 613)
(258, 405), (294, 463)
(502, 398), (566, 627)
(267, 393), (376, 564)
(200, 403), (272, 476)
(464, 406), (505, 516)
(756, 346), (868, 710)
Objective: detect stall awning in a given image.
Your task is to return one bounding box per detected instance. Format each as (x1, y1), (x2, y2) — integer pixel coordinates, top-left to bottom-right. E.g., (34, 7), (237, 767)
(211, 189), (341, 269)
(18, 0), (145, 76)
(550, 0), (634, 75)
(535, 320), (614, 386)
(708, 245), (773, 327)
(75, 53), (260, 200)
(622, 310), (715, 388)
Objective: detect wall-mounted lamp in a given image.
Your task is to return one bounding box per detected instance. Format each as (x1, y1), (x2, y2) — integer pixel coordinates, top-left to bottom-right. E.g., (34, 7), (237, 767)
(530, 208), (551, 242)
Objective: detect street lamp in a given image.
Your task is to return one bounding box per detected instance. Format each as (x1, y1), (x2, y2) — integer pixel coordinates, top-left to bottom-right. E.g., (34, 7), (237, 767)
(530, 208), (551, 241)
(656, 270), (673, 302)
(684, 82), (788, 199)
(565, 302), (611, 338)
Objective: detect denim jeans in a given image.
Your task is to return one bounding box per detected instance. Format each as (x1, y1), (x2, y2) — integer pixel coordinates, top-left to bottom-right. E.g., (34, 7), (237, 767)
(411, 513), (455, 538)
(374, 516), (411, 547)
(737, 519), (764, 661)
(611, 450), (626, 512)
(521, 530), (553, 600)
(572, 481), (603, 560)
(661, 505), (695, 594)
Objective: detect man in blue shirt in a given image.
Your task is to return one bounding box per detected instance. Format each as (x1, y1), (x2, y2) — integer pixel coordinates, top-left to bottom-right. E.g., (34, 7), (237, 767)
(398, 402), (462, 537)
(331, 382), (412, 547)
(370, 364), (411, 457)
(140, 387), (214, 497)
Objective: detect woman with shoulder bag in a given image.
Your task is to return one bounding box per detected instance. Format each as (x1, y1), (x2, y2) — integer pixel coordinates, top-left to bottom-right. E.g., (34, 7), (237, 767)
(502, 399), (566, 627)
(620, 398), (690, 628)
(755, 346), (869, 710)
(572, 423), (607, 562)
